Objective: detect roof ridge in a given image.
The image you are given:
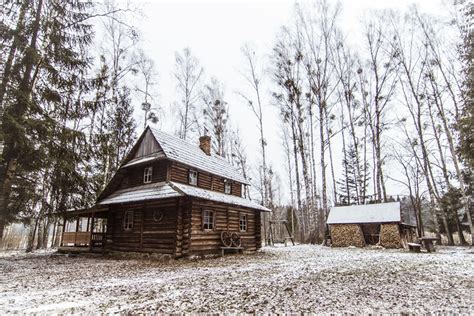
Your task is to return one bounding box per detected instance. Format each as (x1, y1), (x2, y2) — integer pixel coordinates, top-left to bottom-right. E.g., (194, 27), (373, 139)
(149, 127), (199, 148)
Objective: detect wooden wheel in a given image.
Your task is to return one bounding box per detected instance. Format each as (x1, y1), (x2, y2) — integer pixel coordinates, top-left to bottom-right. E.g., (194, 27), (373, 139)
(231, 232), (241, 247)
(221, 231), (233, 247)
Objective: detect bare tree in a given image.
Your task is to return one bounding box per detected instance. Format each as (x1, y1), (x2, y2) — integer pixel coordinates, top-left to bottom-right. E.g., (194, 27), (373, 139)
(202, 78), (229, 157)
(174, 48), (204, 140)
(358, 13), (399, 203)
(136, 50), (159, 128)
(298, 0), (341, 243)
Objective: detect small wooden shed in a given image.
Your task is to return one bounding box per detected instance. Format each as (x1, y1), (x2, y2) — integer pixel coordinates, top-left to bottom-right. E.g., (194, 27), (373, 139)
(327, 202), (416, 248)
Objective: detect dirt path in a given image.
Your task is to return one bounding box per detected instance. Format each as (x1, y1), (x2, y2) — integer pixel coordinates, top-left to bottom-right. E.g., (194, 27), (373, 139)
(0, 245), (472, 313)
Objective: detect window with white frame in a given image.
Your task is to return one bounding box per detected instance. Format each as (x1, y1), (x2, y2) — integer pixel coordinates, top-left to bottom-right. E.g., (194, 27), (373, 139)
(143, 166), (153, 183)
(224, 180), (231, 194)
(202, 210), (215, 231)
(189, 169), (198, 186)
(239, 213), (247, 232)
(123, 211), (134, 231)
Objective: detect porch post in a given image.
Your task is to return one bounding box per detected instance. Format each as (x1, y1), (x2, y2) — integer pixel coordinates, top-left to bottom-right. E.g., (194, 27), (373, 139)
(89, 212), (95, 250)
(60, 217), (66, 247)
(74, 217), (79, 246)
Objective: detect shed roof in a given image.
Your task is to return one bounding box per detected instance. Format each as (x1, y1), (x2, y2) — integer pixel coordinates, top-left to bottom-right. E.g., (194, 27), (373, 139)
(148, 128), (249, 184)
(327, 202), (401, 224)
(98, 181), (269, 212)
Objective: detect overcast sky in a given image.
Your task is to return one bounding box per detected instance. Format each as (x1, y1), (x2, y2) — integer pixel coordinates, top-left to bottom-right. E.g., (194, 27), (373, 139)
(128, 0), (452, 203)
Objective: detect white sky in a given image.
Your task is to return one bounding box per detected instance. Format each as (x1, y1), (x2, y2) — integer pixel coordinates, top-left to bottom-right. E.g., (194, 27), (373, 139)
(127, 0), (452, 204)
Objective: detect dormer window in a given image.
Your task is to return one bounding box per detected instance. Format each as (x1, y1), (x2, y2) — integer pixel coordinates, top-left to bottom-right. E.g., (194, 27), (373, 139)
(143, 166), (153, 184)
(189, 169), (198, 186)
(224, 180), (231, 194)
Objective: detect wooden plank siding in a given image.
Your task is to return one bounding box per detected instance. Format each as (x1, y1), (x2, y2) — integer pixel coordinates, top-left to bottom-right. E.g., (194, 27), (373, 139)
(133, 129), (163, 158)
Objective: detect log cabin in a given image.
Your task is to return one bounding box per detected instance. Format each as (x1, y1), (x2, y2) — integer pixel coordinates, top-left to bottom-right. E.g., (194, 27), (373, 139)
(327, 202), (417, 248)
(59, 127), (270, 258)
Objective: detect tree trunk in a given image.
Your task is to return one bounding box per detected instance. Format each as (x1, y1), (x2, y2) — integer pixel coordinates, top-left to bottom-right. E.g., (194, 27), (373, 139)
(325, 108), (337, 205)
(290, 117), (305, 240)
(319, 103), (329, 244)
(26, 218), (39, 253)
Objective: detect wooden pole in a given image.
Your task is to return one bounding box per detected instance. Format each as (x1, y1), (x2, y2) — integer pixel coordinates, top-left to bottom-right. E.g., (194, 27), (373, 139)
(74, 217), (79, 246)
(89, 212), (95, 250)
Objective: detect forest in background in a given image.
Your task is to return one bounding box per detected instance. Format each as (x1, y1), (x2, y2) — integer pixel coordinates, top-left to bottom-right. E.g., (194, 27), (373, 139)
(0, 0), (472, 250)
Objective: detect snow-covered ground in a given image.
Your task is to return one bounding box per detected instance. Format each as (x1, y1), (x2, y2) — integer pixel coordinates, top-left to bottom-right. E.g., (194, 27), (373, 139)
(0, 245), (472, 314)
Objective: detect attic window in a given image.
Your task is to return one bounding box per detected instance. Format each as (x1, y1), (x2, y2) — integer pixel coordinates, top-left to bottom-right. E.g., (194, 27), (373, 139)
(189, 169), (198, 186)
(143, 166), (153, 184)
(224, 180), (231, 194)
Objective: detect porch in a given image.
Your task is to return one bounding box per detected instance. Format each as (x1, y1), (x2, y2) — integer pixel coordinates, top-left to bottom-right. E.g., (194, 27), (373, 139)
(59, 207), (108, 252)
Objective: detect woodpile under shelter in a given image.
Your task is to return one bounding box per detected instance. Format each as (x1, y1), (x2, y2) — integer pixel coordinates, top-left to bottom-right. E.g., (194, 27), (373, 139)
(60, 127), (270, 258)
(327, 202), (416, 248)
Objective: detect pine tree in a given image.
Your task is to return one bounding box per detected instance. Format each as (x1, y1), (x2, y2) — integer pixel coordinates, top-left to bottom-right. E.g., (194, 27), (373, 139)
(337, 143), (369, 205)
(0, 0), (95, 243)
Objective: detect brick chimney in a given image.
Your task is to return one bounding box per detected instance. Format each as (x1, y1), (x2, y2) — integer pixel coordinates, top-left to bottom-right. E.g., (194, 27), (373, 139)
(199, 135), (211, 155)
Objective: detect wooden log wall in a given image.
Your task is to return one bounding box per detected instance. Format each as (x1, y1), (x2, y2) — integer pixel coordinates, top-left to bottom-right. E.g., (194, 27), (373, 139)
(255, 211), (262, 250)
(106, 198), (178, 254)
(169, 162), (243, 197)
(175, 198), (192, 258)
(104, 197), (262, 258)
(188, 199), (260, 255)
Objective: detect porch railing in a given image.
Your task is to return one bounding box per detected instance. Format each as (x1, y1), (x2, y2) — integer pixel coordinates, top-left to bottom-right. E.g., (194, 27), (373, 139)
(62, 232), (91, 246)
(61, 231), (106, 247)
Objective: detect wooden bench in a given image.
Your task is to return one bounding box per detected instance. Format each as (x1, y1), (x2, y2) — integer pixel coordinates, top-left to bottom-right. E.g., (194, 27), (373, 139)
(408, 243), (422, 253)
(419, 237), (437, 253)
(220, 247), (244, 257)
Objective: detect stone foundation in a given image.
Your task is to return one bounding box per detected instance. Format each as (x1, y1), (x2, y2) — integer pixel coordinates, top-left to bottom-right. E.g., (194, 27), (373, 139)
(379, 224), (401, 248)
(330, 224), (366, 247)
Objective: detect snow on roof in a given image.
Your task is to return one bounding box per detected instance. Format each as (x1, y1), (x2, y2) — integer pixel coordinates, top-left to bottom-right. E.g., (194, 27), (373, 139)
(122, 152), (166, 168)
(98, 182), (182, 205)
(169, 181), (270, 212)
(98, 181), (269, 211)
(327, 202), (401, 224)
(149, 128), (249, 184)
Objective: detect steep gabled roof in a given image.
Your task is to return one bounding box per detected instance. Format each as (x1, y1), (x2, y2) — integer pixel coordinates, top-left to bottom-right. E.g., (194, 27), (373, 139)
(327, 202), (402, 224)
(123, 127), (249, 184)
(98, 181), (269, 212)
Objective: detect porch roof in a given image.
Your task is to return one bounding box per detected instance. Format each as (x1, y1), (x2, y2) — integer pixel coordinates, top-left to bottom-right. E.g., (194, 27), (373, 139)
(98, 182), (182, 205)
(98, 181), (270, 212)
(327, 202), (401, 225)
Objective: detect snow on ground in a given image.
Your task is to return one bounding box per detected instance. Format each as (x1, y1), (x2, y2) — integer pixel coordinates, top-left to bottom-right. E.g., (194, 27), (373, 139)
(0, 245), (472, 314)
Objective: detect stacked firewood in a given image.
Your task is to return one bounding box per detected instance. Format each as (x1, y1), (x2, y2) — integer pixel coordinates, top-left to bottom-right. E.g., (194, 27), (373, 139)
(330, 224), (366, 247)
(379, 224), (401, 248)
